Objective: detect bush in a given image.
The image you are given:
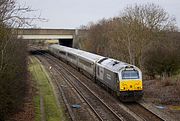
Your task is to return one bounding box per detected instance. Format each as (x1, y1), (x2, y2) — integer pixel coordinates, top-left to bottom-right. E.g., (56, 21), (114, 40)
(142, 39), (180, 78)
(0, 25), (28, 120)
(0, 0), (35, 119)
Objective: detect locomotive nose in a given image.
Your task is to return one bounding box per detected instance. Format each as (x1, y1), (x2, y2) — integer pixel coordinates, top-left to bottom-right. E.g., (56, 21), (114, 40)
(120, 80), (143, 91)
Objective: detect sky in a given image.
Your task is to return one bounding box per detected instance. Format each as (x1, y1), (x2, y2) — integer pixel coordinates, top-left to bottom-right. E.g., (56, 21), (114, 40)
(17, 0), (180, 29)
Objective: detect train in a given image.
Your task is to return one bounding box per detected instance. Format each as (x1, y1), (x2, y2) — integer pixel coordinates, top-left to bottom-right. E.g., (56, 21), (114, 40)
(48, 44), (143, 102)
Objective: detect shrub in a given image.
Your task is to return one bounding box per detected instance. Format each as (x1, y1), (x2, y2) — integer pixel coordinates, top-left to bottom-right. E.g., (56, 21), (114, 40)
(0, 25), (28, 120)
(142, 39), (180, 78)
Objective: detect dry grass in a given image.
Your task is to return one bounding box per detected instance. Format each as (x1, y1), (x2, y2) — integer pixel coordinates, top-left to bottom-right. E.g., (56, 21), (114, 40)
(143, 77), (180, 105)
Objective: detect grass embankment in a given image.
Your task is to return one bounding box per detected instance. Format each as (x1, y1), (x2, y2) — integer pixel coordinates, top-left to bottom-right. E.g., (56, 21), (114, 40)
(29, 57), (65, 121)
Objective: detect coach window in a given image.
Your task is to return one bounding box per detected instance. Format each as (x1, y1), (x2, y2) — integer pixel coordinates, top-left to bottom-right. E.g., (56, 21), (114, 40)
(68, 53), (76, 59)
(79, 59), (91, 67)
(59, 51), (66, 55)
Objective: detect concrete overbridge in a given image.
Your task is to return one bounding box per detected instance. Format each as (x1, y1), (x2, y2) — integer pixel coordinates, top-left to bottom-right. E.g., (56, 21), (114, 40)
(18, 29), (77, 47)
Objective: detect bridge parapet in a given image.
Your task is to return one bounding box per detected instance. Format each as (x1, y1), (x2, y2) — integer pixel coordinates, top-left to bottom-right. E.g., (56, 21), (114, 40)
(18, 28), (75, 35)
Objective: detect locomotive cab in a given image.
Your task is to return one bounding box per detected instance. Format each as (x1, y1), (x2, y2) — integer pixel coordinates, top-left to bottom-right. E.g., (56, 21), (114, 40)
(118, 66), (143, 101)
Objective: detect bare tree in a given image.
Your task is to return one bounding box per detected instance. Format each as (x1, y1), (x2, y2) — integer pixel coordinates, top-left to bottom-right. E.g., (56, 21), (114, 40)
(118, 3), (177, 66)
(0, 0), (45, 120)
(79, 3), (177, 70)
(0, 0), (46, 28)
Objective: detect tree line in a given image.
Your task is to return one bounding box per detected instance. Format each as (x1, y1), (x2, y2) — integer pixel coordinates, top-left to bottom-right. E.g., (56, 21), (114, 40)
(0, 0), (33, 120)
(76, 3), (180, 78)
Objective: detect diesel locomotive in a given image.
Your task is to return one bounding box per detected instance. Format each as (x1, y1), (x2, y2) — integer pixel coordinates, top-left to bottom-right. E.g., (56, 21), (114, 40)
(48, 44), (143, 101)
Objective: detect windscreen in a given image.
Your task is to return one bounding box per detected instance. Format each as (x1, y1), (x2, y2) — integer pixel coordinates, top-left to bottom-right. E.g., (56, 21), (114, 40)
(122, 70), (139, 79)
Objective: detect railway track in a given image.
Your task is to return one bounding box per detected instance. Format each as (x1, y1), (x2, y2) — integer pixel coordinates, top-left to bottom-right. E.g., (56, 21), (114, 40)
(33, 53), (99, 121)
(31, 48), (165, 121)
(34, 50), (125, 121)
(124, 102), (163, 121)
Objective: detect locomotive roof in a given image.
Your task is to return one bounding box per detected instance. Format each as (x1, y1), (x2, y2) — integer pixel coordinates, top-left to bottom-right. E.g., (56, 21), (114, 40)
(99, 58), (136, 72)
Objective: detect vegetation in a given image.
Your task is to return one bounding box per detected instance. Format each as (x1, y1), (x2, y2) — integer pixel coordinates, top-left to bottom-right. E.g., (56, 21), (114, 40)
(142, 39), (180, 78)
(77, 3), (180, 78)
(0, 25), (28, 120)
(29, 57), (64, 121)
(0, 0), (36, 120)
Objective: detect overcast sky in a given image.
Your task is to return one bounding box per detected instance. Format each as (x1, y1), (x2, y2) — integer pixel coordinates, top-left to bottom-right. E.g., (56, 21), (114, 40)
(17, 0), (180, 29)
